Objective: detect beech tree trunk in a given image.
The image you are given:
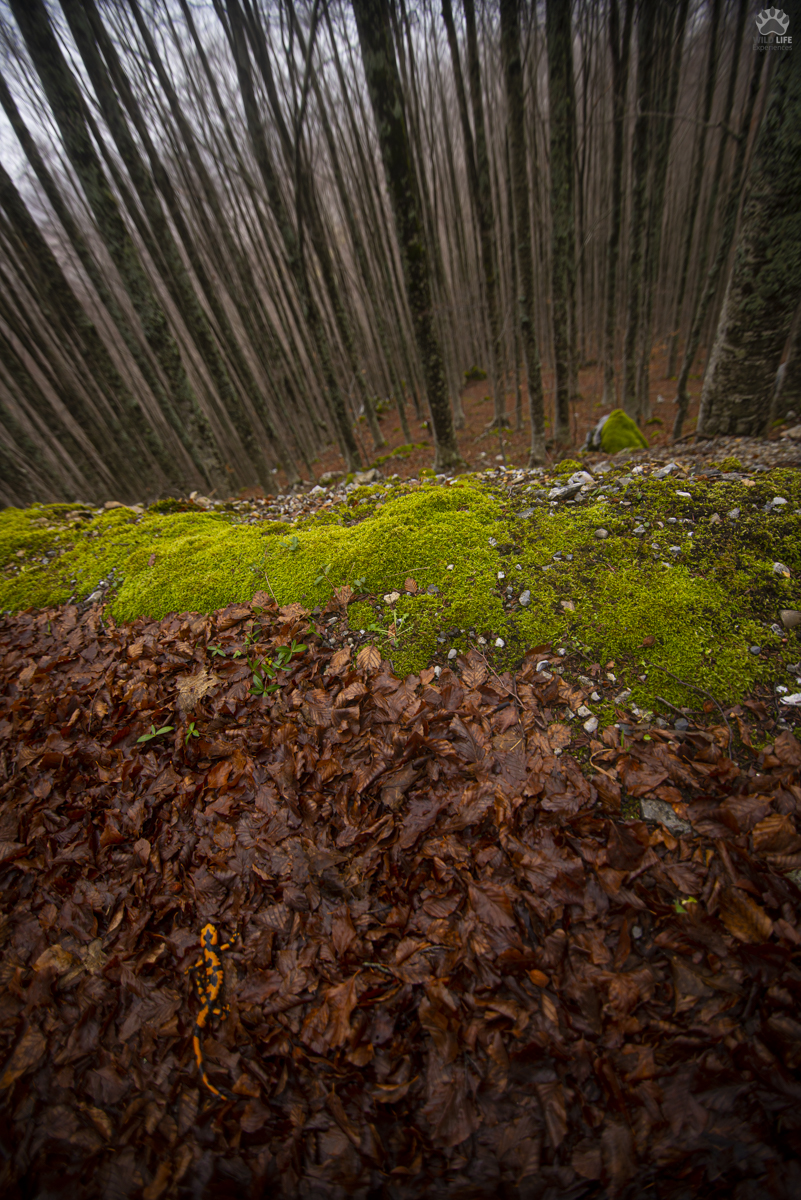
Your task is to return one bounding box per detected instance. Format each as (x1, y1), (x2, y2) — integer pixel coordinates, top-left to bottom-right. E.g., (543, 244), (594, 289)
(500, 0), (546, 465)
(545, 0), (577, 445)
(698, 44), (801, 437)
(352, 0), (461, 472)
(602, 0), (634, 407)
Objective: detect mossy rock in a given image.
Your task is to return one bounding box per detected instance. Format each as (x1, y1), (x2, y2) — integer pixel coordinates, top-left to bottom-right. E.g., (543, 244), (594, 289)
(554, 459), (584, 477)
(720, 457), (744, 472)
(600, 409), (649, 453)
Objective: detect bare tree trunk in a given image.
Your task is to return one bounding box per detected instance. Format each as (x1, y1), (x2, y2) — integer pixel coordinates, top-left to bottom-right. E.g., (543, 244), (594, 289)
(546, 0), (577, 445)
(501, 0), (546, 464)
(698, 44), (801, 437)
(352, 0), (462, 472)
(622, 1), (655, 417)
(602, 0), (634, 407)
(665, 0), (723, 379)
(635, 0), (690, 422)
(672, 0), (749, 438)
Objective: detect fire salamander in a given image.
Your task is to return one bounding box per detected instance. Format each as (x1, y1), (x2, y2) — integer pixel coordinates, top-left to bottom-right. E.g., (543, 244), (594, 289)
(187, 924), (236, 1100)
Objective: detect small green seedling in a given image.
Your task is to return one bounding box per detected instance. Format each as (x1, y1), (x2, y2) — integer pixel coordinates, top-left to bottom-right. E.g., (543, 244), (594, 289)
(280, 535), (300, 552)
(673, 897), (698, 914)
(315, 562), (333, 587)
(184, 722), (200, 744)
(353, 575), (367, 592)
(137, 724), (174, 744)
(208, 645), (226, 658)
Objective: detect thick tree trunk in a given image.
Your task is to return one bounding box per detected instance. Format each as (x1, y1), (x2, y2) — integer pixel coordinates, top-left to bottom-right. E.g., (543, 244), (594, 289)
(500, 0), (546, 465)
(545, 0), (576, 445)
(352, 0), (461, 472)
(698, 45), (801, 437)
(602, 0), (634, 407)
(774, 313), (801, 415)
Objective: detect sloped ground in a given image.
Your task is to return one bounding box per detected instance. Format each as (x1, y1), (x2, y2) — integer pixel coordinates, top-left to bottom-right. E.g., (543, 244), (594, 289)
(1, 594), (800, 1199)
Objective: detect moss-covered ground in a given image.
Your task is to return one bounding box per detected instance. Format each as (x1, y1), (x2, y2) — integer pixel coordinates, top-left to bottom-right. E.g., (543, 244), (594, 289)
(1, 463), (800, 734)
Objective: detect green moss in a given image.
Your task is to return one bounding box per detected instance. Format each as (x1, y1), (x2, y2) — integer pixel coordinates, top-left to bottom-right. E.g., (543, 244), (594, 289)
(553, 459), (584, 477)
(719, 456), (744, 472)
(2, 470), (800, 736)
(600, 409), (649, 452)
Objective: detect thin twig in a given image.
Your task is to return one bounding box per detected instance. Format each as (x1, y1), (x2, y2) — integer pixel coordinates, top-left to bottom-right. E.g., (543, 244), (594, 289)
(262, 572), (279, 605)
(654, 694), (693, 721)
(646, 663), (733, 756)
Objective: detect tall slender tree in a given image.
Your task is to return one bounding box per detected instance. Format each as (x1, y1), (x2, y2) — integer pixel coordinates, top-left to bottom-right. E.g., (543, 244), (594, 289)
(602, 0), (634, 406)
(352, 0), (461, 471)
(545, 0), (577, 444)
(500, 0), (546, 465)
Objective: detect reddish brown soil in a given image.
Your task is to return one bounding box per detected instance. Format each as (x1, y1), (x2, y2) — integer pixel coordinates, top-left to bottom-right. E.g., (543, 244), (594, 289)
(245, 344), (740, 497)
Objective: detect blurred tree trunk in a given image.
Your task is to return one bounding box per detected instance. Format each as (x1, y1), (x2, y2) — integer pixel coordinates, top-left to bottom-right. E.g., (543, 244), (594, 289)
(442, 0), (507, 430)
(672, 0), (750, 438)
(634, 0), (689, 424)
(352, 0), (462, 471)
(8, 0), (228, 493)
(698, 44), (801, 437)
(602, 0), (634, 407)
(501, 0), (546, 465)
(622, 1), (655, 418)
(665, 0), (723, 379)
(545, 0), (577, 444)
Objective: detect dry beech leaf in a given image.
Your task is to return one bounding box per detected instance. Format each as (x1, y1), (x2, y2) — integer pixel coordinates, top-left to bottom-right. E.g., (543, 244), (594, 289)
(404, 577), (418, 594)
(175, 666), (221, 713)
(328, 648), (351, 674)
(461, 662), (487, 689)
(279, 602), (308, 621)
(357, 644), (381, 672)
(0, 1025), (47, 1088)
(718, 888), (773, 943)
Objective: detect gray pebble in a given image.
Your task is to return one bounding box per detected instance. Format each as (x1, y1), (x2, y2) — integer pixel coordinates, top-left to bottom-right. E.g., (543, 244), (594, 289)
(595, 528), (609, 540)
(728, 508), (740, 519)
(519, 590), (531, 606)
(749, 645), (761, 655)
(427, 584), (441, 596)
(673, 717), (689, 730)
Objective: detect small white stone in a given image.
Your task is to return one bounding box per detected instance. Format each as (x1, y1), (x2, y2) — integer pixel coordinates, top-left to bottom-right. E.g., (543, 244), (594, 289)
(383, 591), (401, 603)
(591, 691), (601, 701)
(676, 490), (691, 498)
(631, 926), (643, 939)
(477, 636), (487, 645)
(577, 705), (591, 718)
(448, 649), (457, 659)
(583, 715), (598, 734)
(447, 564), (454, 570)
(498, 572), (505, 580)
(495, 637), (505, 648)
(433, 665), (441, 677)
(557, 648), (567, 656)
(536, 660), (550, 672)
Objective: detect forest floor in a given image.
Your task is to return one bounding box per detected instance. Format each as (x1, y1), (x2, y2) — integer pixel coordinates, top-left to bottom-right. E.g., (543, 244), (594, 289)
(0, 596), (800, 1198)
(263, 345), (719, 495)
(1, 346), (800, 1197)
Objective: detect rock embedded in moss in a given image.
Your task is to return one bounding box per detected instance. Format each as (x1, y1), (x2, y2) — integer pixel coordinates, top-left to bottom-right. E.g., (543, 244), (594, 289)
(599, 409), (649, 453)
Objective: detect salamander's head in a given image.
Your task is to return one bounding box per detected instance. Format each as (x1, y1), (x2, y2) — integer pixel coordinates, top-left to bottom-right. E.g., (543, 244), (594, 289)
(201, 924), (218, 948)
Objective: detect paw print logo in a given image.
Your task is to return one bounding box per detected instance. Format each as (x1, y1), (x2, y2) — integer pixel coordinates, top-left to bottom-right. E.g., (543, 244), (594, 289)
(755, 7), (790, 35)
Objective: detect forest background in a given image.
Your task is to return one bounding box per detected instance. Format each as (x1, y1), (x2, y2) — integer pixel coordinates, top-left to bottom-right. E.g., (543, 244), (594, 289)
(0, 0), (799, 507)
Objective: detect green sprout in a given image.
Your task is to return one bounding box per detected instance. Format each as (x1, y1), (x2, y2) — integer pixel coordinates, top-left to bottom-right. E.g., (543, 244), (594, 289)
(184, 722), (200, 744)
(137, 724), (174, 744)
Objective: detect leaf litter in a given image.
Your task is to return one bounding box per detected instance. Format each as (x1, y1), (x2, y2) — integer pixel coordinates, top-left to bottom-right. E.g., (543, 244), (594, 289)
(0, 595), (799, 1199)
